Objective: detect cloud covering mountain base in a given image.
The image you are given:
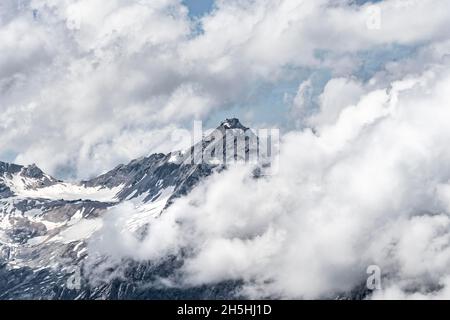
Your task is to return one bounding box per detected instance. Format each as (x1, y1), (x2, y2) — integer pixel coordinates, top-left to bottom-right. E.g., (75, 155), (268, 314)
(88, 65), (450, 299)
(2, 0), (450, 299)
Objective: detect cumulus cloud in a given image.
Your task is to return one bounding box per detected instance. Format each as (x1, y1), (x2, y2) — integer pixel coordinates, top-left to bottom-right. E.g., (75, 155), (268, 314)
(308, 77), (366, 128)
(2, 0), (450, 298)
(89, 63), (450, 298)
(2, 0), (450, 179)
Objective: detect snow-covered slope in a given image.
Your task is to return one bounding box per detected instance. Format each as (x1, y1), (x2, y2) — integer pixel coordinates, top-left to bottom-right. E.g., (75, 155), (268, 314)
(1, 161), (123, 202)
(0, 162), (58, 199)
(0, 119), (264, 299)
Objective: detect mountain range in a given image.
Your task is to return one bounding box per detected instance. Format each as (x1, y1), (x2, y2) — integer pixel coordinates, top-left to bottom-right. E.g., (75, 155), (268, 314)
(0, 119), (266, 299)
(0, 118), (369, 299)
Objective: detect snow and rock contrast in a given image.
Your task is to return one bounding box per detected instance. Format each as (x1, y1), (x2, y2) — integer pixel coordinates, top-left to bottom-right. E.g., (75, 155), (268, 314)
(0, 119), (261, 299)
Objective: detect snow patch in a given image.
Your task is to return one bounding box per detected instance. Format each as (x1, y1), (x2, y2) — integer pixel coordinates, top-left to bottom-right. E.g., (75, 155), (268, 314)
(56, 218), (103, 243)
(5, 175), (123, 202)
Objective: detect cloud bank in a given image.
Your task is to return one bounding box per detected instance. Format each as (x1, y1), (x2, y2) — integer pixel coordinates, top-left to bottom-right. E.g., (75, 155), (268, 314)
(91, 63), (450, 298)
(2, 0), (450, 299)
(2, 0), (450, 178)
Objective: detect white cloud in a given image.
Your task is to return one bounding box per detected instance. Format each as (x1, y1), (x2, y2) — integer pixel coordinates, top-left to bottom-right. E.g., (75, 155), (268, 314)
(91, 64), (450, 298)
(2, 1), (450, 298)
(309, 77), (366, 128)
(0, 0), (449, 178)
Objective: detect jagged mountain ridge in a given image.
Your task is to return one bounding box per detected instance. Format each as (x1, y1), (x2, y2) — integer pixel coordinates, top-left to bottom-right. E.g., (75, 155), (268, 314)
(0, 162), (59, 198)
(0, 118), (263, 299)
(82, 118), (259, 203)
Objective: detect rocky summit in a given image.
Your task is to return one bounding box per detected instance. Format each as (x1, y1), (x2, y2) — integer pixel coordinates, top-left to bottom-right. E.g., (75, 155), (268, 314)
(0, 119), (264, 300)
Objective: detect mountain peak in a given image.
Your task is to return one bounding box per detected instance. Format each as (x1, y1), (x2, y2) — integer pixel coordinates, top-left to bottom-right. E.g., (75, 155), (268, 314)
(0, 161), (23, 175)
(22, 163), (46, 179)
(218, 118), (248, 131)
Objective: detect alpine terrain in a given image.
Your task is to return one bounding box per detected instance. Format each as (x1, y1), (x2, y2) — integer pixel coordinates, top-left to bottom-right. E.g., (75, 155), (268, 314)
(0, 119), (267, 299)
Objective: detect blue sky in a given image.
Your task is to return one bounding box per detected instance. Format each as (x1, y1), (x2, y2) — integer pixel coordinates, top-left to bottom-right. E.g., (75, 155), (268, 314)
(182, 0), (215, 18)
(183, 0), (416, 130)
(182, 0), (382, 17)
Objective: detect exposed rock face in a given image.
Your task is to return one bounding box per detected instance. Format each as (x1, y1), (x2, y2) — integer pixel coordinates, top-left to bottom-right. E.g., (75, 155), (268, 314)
(0, 119), (268, 300)
(0, 161), (59, 198)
